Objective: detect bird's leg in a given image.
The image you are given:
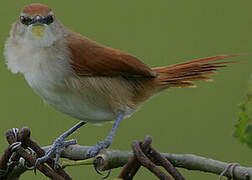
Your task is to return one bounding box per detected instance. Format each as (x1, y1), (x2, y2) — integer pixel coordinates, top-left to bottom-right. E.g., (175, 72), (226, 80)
(35, 121), (86, 169)
(86, 112), (125, 158)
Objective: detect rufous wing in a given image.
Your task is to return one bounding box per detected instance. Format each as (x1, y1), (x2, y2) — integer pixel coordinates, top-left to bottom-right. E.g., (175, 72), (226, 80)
(67, 32), (157, 78)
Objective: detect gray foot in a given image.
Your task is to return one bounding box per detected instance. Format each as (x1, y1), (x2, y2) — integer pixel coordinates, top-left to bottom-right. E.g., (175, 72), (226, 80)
(86, 140), (111, 158)
(36, 138), (77, 169)
(86, 112), (125, 158)
(35, 121), (86, 169)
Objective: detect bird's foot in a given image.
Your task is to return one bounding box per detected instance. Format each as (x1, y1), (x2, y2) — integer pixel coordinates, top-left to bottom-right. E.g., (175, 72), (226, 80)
(86, 140), (111, 158)
(35, 121), (86, 169)
(86, 113), (125, 158)
(36, 138), (77, 169)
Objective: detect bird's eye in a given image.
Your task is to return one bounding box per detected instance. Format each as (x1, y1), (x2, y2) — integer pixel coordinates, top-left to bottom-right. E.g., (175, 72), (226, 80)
(43, 15), (54, 25)
(20, 16), (32, 26)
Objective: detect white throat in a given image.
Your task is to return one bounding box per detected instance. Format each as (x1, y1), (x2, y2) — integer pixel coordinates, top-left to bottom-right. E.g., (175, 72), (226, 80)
(4, 31), (72, 85)
(21, 25), (58, 47)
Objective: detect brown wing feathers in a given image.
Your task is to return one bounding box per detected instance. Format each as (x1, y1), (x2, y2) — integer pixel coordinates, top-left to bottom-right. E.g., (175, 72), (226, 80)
(67, 32), (238, 90)
(153, 54), (238, 88)
(67, 32), (157, 78)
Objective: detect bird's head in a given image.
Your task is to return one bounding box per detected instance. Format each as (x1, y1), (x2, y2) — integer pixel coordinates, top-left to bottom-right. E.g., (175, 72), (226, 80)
(12, 4), (65, 47)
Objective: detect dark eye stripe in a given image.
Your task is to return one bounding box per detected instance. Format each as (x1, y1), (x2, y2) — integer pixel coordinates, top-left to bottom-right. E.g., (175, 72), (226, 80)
(42, 15), (54, 25)
(20, 16), (33, 26)
(19, 15), (54, 26)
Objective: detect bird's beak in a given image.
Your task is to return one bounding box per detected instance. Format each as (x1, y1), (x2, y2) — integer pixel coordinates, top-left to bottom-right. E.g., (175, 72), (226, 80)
(31, 16), (45, 39)
(32, 24), (45, 39)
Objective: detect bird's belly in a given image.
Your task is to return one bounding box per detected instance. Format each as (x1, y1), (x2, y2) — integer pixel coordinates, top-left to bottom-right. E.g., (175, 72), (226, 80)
(27, 77), (117, 123)
(49, 92), (116, 123)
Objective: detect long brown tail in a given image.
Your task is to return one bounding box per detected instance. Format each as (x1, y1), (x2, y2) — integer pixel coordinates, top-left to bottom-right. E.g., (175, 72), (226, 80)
(152, 54), (238, 89)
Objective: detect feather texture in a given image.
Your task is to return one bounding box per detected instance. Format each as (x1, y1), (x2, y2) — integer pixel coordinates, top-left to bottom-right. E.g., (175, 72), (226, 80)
(67, 32), (158, 78)
(66, 32), (239, 109)
(153, 54), (238, 89)
(22, 4), (51, 16)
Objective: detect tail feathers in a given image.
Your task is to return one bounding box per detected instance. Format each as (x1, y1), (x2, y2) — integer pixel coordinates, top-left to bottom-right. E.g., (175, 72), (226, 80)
(153, 54), (239, 89)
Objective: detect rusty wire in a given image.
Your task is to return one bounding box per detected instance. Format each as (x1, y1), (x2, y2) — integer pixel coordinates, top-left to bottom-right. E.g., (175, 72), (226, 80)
(0, 127), (185, 180)
(117, 136), (185, 180)
(0, 127), (71, 180)
(218, 163), (240, 180)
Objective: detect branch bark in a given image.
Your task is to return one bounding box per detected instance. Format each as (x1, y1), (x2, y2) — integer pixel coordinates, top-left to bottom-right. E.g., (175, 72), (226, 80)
(52, 145), (251, 180)
(3, 144), (252, 180)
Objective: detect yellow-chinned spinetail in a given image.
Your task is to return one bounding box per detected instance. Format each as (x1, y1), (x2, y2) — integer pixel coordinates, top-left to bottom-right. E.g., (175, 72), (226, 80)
(4, 3), (239, 168)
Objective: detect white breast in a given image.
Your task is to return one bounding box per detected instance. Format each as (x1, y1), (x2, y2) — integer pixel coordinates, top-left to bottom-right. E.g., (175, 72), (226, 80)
(4, 38), (116, 123)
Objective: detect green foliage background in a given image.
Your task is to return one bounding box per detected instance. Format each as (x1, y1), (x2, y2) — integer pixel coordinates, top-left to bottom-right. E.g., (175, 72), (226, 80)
(234, 75), (252, 148)
(0, 1), (252, 179)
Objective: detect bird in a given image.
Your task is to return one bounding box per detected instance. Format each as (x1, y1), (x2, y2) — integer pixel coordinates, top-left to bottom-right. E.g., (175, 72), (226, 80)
(4, 3), (239, 168)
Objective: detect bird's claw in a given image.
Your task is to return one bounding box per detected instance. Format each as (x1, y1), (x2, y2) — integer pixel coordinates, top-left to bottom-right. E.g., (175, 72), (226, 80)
(86, 141), (110, 158)
(33, 121), (86, 174)
(34, 138), (77, 171)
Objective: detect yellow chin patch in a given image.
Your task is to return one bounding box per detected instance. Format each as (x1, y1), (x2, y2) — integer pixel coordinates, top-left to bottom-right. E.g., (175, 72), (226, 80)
(32, 25), (45, 39)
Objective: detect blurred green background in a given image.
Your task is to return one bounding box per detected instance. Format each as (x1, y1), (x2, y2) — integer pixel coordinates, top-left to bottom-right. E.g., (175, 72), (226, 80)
(0, 0), (252, 179)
